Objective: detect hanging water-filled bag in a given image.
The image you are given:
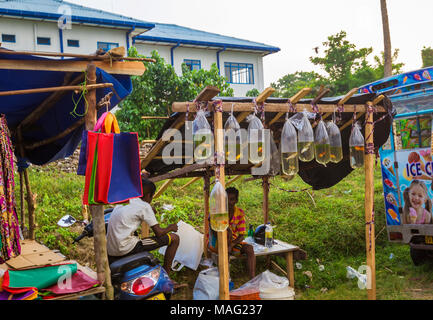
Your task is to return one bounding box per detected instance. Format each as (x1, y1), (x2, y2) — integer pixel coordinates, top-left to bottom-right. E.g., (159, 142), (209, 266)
(326, 121), (343, 163)
(280, 114), (299, 176)
(247, 114), (265, 164)
(224, 106), (242, 163)
(193, 109), (213, 162)
(297, 111), (315, 162)
(314, 120), (331, 165)
(349, 122), (365, 169)
(209, 181), (228, 232)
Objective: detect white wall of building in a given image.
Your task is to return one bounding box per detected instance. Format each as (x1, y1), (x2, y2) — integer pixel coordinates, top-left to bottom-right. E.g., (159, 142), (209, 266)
(0, 17), (128, 54)
(134, 42), (264, 96)
(0, 16), (266, 96)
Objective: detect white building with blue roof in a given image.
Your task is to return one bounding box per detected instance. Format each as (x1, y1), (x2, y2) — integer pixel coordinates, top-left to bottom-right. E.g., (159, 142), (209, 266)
(0, 0), (280, 96)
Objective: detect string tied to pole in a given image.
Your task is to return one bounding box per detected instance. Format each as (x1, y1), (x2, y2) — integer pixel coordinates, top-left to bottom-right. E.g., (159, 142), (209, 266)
(288, 98), (296, 114)
(366, 209), (375, 252)
(70, 71), (89, 118)
(336, 103), (345, 124)
(253, 98), (266, 123)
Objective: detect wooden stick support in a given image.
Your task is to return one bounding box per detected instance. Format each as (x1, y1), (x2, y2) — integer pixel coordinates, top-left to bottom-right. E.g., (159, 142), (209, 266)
(364, 102), (376, 300)
(84, 62), (114, 300)
(153, 179), (174, 199)
(0, 83), (113, 97)
(262, 176), (270, 224)
(226, 175), (242, 187)
(213, 105), (230, 301)
(180, 177), (201, 190)
(203, 174), (210, 258)
(268, 88), (312, 126)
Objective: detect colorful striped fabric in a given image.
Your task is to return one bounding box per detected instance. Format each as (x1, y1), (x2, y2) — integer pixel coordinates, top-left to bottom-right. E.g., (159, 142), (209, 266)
(230, 206), (247, 239)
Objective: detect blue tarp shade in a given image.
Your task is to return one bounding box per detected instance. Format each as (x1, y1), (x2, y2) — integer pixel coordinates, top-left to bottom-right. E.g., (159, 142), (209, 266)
(0, 50), (132, 166)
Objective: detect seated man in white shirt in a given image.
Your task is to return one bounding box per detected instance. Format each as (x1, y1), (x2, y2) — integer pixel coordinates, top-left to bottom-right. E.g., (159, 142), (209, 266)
(106, 179), (179, 276)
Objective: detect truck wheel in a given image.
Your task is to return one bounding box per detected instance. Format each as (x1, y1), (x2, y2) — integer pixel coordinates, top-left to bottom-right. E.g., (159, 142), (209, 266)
(410, 247), (428, 266)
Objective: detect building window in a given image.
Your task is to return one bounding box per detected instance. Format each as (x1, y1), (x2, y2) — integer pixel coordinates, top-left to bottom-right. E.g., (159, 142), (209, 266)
(224, 62), (254, 84)
(184, 59), (201, 71)
(67, 39), (80, 47)
(97, 42), (119, 52)
(37, 37), (51, 46)
(2, 34), (16, 43)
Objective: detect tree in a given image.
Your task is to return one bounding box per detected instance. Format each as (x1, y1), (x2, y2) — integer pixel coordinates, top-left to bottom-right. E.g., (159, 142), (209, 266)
(310, 31), (373, 95)
(422, 46), (433, 68)
(116, 48), (233, 139)
(245, 88), (260, 97)
(271, 71), (326, 98)
(380, 0), (393, 77)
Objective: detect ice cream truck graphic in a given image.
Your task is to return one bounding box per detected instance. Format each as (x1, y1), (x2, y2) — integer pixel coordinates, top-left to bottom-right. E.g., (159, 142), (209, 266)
(360, 66), (433, 265)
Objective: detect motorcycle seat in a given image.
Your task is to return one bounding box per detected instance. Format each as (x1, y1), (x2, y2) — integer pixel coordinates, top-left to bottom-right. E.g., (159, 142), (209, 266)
(109, 251), (159, 277)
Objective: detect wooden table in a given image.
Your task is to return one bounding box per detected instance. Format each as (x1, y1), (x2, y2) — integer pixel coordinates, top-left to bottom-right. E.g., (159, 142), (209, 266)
(252, 239), (299, 288)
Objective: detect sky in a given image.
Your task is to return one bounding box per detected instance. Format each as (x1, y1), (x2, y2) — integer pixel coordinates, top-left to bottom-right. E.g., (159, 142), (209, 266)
(69, 0), (433, 87)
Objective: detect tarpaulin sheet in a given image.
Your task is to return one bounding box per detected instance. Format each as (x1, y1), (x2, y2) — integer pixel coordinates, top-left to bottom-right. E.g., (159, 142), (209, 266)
(0, 49), (132, 166)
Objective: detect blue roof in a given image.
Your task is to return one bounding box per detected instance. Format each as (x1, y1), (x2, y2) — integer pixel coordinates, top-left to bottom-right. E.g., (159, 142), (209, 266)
(0, 0), (155, 31)
(134, 23), (280, 54)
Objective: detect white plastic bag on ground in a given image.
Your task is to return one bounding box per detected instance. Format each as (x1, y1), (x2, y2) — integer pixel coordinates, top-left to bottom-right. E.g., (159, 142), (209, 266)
(233, 270), (295, 300)
(193, 267), (220, 300)
(159, 220), (203, 271)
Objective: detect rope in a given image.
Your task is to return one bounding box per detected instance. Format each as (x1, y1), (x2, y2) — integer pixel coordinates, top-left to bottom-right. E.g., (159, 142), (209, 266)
(253, 98), (266, 123)
(366, 209), (375, 252)
(70, 71), (89, 118)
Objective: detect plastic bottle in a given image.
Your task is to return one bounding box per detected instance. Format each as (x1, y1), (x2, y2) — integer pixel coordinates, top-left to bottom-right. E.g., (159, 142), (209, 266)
(209, 181), (228, 232)
(265, 223), (273, 248)
(280, 115), (299, 176)
(314, 120), (331, 165)
(326, 121), (343, 163)
(248, 224), (254, 238)
(224, 106), (242, 163)
(297, 111), (315, 162)
(247, 114), (265, 164)
(349, 122), (365, 169)
(193, 109), (213, 162)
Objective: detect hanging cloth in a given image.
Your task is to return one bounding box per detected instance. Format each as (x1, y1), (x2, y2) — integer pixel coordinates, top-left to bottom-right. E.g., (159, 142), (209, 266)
(0, 114), (21, 264)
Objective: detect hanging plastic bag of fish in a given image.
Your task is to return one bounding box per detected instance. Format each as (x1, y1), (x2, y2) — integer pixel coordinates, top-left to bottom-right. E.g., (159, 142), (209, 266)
(314, 120), (331, 166)
(224, 106), (242, 164)
(349, 122), (365, 169)
(297, 110), (315, 162)
(326, 121), (343, 163)
(209, 180), (228, 232)
(268, 131), (281, 176)
(193, 109), (213, 163)
(247, 114), (265, 165)
(280, 114), (299, 176)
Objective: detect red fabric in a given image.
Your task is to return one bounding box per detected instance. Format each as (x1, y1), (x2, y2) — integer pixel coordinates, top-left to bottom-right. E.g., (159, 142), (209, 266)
(41, 270), (100, 296)
(94, 133), (114, 203)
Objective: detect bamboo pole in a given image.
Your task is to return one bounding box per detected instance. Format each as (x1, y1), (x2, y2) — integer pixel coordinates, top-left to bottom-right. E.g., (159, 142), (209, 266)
(0, 83), (113, 97)
(262, 176), (270, 224)
(226, 175), (242, 187)
(0, 47), (156, 62)
(172, 102), (386, 114)
(23, 169), (36, 240)
(214, 104), (230, 300)
(19, 171), (25, 234)
(85, 62), (113, 300)
(364, 101), (376, 300)
(180, 177), (201, 190)
(203, 174), (210, 259)
(153, 179), (175, 199)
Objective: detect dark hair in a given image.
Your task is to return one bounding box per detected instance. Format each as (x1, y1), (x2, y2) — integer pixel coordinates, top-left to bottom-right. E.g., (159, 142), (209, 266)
(142, 178), (156, 197)
(226, 187), (239, 198)
(403, 180), (431, 224)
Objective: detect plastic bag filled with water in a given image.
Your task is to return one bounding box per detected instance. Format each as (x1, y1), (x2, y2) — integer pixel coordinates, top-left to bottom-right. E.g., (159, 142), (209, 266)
(349, 122), (365, 169)
(247, 114), (265, 164)
(193, 109), (213, 162)
(224, 108), (242, 163)
(314, 120), (331, 165)
(297, 111), (315, 162)
(326, 121), (343, 163)
(280, 115), (299, 176)
(209, 181), (228, 232)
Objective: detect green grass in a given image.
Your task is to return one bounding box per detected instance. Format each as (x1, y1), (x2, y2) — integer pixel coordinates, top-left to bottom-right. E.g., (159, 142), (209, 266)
(19, 165), (433, 299)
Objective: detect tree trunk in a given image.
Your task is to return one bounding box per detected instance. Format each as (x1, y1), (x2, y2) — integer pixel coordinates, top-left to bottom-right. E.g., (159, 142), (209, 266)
(380, 0), (392, 77)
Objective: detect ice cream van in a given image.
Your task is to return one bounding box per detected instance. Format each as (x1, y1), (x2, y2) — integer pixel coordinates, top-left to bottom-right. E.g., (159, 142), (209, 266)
(359, 66), (433, 265)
